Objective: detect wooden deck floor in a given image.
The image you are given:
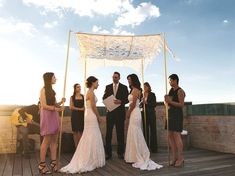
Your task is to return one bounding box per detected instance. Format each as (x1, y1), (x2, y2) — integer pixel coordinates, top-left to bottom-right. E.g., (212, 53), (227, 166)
(0, 148), (235, 176)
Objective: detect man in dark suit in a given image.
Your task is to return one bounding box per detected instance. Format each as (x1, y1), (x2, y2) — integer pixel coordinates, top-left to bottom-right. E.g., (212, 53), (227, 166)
(103, 72), (129, 159)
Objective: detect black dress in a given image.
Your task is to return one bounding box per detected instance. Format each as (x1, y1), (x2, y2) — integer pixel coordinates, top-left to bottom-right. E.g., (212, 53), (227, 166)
(166, 88), (184, 132)
(141, 92), (158, 152)
(71, 95), (84, 133)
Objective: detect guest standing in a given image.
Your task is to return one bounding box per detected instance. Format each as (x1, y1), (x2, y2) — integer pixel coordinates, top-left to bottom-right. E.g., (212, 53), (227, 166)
(141, 82), (158, 153)
(70, 83), (84, 147)
(164, 74), (186, 167)
(38, 72), (65, 174)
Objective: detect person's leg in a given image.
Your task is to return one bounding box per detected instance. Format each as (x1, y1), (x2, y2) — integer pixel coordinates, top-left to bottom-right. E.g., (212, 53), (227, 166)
(149, 114), (158, 152)
(168, 131), (177, 165)
(73, 132), (79, 147)
(105, 113), (115, 158)
(115, 112), (125, 157)
(174, 132), (184, 166)
(39, 135), (51, 173)
(18, 126), (29, 154)
(50, 134), (58, 172)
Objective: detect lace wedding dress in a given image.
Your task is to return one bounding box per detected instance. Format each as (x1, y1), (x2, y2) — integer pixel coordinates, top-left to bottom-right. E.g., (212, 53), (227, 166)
(60, 96), (105, 173)
(124, 94), (163, 170)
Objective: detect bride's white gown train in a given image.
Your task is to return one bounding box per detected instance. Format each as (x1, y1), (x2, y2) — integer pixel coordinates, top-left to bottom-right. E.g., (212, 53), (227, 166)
(60, 97), (105, 173)
(125, 94), (163, 170)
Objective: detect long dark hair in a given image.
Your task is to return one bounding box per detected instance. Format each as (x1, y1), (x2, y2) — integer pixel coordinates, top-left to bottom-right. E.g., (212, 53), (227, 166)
(43, 72), (56, 105)
(127, 74), (142, 99)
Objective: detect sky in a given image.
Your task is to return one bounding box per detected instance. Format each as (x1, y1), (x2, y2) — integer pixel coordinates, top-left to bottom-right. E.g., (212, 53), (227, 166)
(0, 0), (235, 106)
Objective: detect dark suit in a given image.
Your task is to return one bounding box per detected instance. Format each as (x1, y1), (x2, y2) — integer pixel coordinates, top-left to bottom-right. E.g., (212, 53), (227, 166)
(141, 92), (158, 152)
(103, 83), (129, 156)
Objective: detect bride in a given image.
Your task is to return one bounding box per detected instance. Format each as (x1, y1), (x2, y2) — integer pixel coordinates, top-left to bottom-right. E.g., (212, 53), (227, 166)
(60, 76), (105, 173)
(125, 74), (163, 170)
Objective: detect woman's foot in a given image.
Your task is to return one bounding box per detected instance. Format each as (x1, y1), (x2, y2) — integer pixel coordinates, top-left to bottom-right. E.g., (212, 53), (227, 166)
(38, 162), (52, 174)
(169, 159), (177, 166)
(174, 159), (184, 167)
(50, 160), (58, 172)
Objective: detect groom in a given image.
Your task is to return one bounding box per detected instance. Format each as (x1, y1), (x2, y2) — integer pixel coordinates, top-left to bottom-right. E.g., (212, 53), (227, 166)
(103, 72), (129, 160)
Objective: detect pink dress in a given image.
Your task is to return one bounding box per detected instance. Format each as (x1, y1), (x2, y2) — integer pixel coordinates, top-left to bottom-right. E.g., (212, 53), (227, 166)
(40, 109), (60, 136)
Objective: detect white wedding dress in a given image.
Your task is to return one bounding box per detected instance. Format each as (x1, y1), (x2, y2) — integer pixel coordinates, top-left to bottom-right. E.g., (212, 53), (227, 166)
(60, 96), (105, 173)
(124, 94), (163, 170)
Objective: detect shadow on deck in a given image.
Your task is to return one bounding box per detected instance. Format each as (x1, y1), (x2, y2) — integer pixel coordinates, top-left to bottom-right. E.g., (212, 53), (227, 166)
(0, 148), (235, 176)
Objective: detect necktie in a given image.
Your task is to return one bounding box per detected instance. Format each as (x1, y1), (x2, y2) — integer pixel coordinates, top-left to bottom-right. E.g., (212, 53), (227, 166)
(114, 84), (117, 96)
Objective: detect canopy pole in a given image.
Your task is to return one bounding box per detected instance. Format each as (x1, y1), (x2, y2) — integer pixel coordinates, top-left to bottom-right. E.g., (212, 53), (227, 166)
(84, 56), (87, 96)
(163, 33), (170, 166)
(141, 57), (148, 145)
(58, 30), (71, 165)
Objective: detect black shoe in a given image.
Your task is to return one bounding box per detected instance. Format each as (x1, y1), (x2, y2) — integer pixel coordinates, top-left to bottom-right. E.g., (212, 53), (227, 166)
(118, 154), (124, 159)
(106, 155), (112, 160)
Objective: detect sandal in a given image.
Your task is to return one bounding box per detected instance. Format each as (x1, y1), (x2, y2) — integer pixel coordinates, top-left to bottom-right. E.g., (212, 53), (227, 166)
(50, 160), (58, 172)
(38, 161), (51, 174)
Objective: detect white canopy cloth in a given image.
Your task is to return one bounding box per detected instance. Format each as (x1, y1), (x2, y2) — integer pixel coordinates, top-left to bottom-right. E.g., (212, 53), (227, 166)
(75, 33), (172, 72)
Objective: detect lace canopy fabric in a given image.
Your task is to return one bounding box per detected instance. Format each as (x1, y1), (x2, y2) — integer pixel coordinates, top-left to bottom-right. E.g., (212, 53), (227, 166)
(75, 33), (167, 72)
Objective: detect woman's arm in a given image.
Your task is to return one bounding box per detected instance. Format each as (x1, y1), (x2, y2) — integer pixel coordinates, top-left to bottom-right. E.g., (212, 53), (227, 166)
(40, 88), (55, 111)
(168, 89), (185, 108)
(55, 97), (66, 106)
(40, 88), (64, 112)
(126, 88), (138, 119)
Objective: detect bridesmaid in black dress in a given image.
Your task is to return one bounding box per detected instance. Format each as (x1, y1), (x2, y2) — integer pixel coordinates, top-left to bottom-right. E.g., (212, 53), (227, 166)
(70, 83), (84, 147)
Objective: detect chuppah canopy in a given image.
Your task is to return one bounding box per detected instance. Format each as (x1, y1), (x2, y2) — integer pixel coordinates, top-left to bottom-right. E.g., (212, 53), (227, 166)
(75, 32), (174, 72)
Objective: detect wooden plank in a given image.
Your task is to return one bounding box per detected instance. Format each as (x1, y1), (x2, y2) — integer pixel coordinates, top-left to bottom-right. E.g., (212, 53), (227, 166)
(13, 154), (22, 176)
(0, 155), (7, 175)
(0, 148), (235, 176)
(105, 160), (130, 176)
(22, 156), (33, 176)
(2, 154), (14, 176)
(29, 152), (40, 176)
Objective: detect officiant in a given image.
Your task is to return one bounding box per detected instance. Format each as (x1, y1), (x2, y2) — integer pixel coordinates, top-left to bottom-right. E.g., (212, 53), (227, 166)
(103, 71), (129, 160)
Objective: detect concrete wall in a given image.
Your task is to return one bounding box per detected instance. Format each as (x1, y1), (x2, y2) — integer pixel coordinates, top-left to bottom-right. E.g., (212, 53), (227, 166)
(1, 104), (235, 154)
(187, 115), (235, 154)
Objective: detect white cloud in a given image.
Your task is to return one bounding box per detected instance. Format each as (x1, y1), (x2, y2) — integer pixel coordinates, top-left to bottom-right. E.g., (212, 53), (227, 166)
(92, 25), (110, 34)
(0, 17), (38, 37)
(112, 28), (134, 35)
(223, 19), (229, 24)
(43, 21), (58, 28)
(0, 0), (3, 7)
(23, 0), (160, 28)
(91, 25), (134, 35)
(23, 0), (130, 17)
(115, 2), (160, 27)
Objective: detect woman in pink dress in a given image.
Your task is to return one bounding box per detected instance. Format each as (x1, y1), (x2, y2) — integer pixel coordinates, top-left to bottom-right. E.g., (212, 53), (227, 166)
(38, 72), (65, 174)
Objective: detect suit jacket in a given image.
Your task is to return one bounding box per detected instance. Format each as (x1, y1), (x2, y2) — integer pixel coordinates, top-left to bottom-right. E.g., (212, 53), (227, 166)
(103, 83), (129, 110)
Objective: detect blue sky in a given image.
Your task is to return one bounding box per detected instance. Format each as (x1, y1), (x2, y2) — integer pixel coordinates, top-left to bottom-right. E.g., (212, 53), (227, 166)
(0, 0), (234, 105)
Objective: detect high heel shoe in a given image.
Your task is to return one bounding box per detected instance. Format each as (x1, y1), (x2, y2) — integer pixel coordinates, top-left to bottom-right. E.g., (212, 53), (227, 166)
(38, 161), (52, 174)
(174, 159), (184, 168)
(169, 159), (177, 166)
(50, 160), (58, 173)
